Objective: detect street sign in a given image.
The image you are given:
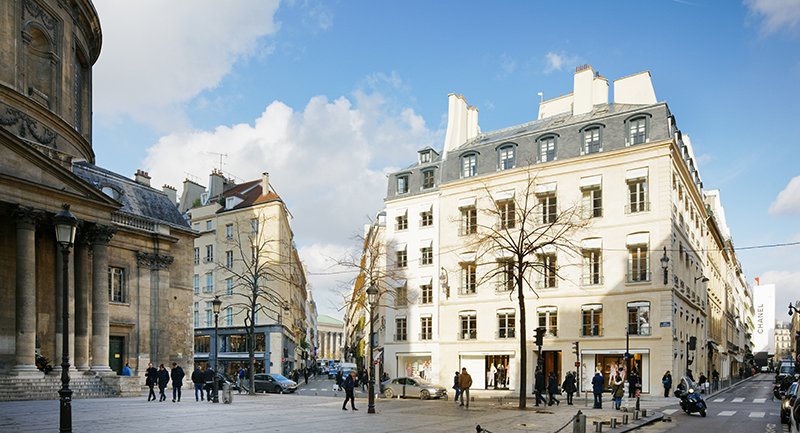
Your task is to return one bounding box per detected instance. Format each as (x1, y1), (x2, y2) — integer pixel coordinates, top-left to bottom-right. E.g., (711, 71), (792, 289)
(660, 321), (671, 327)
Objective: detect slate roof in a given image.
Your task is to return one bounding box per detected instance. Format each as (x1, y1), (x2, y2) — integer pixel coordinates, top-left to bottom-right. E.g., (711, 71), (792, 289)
(215, 179), (282, 214)
(72, 161), (190, 229)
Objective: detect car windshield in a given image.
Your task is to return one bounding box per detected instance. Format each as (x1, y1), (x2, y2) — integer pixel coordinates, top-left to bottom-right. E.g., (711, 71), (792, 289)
(271, 374), (289, 381)
(413, 378), (432, 385)
(779, 365), (794, 374)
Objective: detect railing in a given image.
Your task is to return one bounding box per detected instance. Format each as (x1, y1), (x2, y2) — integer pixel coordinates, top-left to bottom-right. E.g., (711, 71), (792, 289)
(111, 212), (156, 232)
(625, 201), (651, 214)
(496, 330), (516, 339)
(581, 276), (604, 286)
(458, 331), (477, 340)
(459, 286), (477, 296)
(626, 271), (651, 283)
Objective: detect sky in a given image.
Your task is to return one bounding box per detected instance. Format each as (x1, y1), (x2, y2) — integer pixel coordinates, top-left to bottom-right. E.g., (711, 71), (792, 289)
(89, 0), (800, 320)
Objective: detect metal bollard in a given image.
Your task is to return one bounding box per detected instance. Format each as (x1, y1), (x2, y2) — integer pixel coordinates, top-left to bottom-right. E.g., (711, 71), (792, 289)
(622, 415), (629, 424)
(610, 418), (617, 429)
(641, 409), (647, 417)
(594, 421), (603, 432)
(633, 410), (639, 421)
(573, 411), (586, 433)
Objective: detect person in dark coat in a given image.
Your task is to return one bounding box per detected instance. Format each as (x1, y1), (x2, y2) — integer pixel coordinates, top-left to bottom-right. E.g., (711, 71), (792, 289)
(591, 370), (604, 409)
(157, 364), (169, 402)
(191, 366), (205, 401)
(145, 362), (158, 401)
(627, 369), (639, 398)
(533, 367), (547, 406)
(203, 367), (216, 402)
(547, 371), (560, 406)
(562, 372), (577, 405)
(303, 367), (310, 385)
(341, 370), (358, 410)
(335, 370), (344, 392)
(170, 362), (185, 402)
(452, 371), (461, 403)
(661, 370), (672, 398)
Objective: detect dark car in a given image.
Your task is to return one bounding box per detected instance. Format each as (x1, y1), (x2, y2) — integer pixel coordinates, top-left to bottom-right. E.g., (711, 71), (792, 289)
(381, 377), (447, 400)
(782, 382), (799, 424)
(776, 361), (796, 383)
(253, 373), (298, 394)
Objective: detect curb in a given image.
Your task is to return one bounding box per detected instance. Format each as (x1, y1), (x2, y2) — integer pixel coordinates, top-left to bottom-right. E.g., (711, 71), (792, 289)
(617, 411), (664, 432)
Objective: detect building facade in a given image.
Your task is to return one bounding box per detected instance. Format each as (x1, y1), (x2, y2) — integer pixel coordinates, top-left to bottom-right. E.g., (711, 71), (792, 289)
(318, 314), (345, 362)
(775, 322), (792, 362)
(0, 0), (195, 383)
(375, 65), (752, 395)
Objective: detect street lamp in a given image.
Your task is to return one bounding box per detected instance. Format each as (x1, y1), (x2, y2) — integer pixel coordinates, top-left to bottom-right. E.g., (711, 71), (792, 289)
(789, 303), (799, 317)
(366, 283), (379, 414)
(212, 295), (222, 403)
(660, 247), (670, 286)
(439, 267), (449, 299)
(54, 204), (77, 433)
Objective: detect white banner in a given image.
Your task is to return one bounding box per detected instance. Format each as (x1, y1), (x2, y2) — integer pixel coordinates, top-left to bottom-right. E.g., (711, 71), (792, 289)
(753, 284), (776, 353)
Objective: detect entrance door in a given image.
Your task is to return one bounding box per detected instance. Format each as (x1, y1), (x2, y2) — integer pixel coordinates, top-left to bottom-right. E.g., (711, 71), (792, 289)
(109, 336), (124, 374)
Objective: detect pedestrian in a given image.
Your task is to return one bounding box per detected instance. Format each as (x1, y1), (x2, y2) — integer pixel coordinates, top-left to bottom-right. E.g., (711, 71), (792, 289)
(611, 372), (624, 409)
(627, 368), (639, 398)
(711, 369), (719, 392)
(341, 370), (358, 411)
(547, 371), (560, 406)
(452, 371), (461, 403)
(292, 369), (300, 384)
(662, 370), (672, 398)
(335, 369), (343, 392)
(359, 369), (367, 392)
(592, 370), (604, 409)
(121, 362), (132, 376)
(698, 373), (708, 393)
(458, 367), (472, 408)
(170, 362), (185, 402)
(145, 362), (158, 401)
(237, 366), (245, 394)
(303, 367), (310, 385)
(533, 367), (546, 406)
(562, 372), (577, 405)
(687, 369), (695, 382)
(157, 364), (169, 402)
(192, 366), (205, 401)
(204, 366), (216, 402)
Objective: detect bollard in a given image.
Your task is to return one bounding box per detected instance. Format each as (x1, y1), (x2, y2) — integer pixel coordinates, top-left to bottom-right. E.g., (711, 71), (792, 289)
(622, 414), (629, 425)
(633, 410), (640, 421)
(594, 421), (603, 432)
(573, 410), (586, 433)
(610, 418), (617, 429)
(641, 409), (647, 417)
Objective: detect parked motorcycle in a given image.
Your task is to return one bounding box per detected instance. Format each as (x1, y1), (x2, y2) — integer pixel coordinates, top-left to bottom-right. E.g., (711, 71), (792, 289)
(674, 376), (707, 417)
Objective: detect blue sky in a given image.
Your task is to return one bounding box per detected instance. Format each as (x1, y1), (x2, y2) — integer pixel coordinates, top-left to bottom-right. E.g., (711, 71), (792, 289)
(90, 0), (800, 318)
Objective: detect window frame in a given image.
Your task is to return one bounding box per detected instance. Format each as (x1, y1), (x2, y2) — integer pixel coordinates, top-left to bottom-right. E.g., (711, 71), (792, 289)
(395, 247), (408, 268)
(537, 306), (558, 337)
(581, 186), (603, 218)
(460, 261), (477, 295)
(497, 309), (516, 339)
(627, 243), (651, 283)
(396, 174), (410, 195)
(582, 249), (603, 286)
(498, 200), (515, 229)
(461, 153), (478, 178)
(420, 283), (433, 304)
(625, 114), (650, 146)
(108, 266), (127, 303)
(539, 194), (557, 224)
(496, 259), (514, 292)
(538, 135), (557, 163)
(225, 223), (234, 239)
(395, 213), (408, 231)
(581, 304), (603, 337)
(204, 271), (214, 293)
(580, 124), (604, 155)
(420, 316), (433, 340)
(627, 178), (649, 213)
(627, 301), (651, 336)
(538, 253), (558, 289)
(497, 143), (516, 171)
(225, 250), (234, 268)
(459, 311), (477, 340)
(395, 317), (408, 341)
(421, 169), (435, 190)
(460, 206), (477, 235)
(420, 246), (433, 266)
(420, 209), (433, 227)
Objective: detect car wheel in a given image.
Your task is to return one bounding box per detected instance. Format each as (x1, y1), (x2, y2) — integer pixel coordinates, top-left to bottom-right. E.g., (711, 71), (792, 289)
(420, 390), (430, 400)
(279, 388), (284, 394)
(384, 388), (394, 398)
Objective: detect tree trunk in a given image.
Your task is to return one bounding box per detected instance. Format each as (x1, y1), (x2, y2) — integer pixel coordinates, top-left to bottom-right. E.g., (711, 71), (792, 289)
(518, 278), (527, 409)
(248, 304), (257, 395)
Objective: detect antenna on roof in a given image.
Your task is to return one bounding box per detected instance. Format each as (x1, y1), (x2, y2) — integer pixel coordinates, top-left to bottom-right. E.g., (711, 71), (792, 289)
(205, 152), (228, 172)
(537, 92), (544, 103)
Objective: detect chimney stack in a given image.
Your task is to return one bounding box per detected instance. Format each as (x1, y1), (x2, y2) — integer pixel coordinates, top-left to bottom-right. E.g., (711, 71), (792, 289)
(261, 172), (270, 195)
(134, 169), (151, 187)
(443, 93), (480, 157)
(208, 169), (225, 198)
(162, 184), (177, 205)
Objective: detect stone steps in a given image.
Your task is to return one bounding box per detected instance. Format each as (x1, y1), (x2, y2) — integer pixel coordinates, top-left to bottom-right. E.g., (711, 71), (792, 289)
(0, 375), (121, 401)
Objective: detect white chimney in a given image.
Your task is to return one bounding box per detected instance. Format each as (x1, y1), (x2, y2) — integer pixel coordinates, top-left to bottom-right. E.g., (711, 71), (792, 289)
(572, 64), (594, 116)
(466, 105), (480, 141)
(134, 169), (151, 187)
(613, 71), (657, 105)
(261, 172), (270, 195)
(442, 93), (469, 156)
(592, 75), (609, 106)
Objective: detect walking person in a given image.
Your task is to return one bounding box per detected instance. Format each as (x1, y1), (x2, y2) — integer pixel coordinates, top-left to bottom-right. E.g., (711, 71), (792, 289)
(145, 362), (158, 401)
(711, 369), (720, 392)
(662, 370), (672, 398)
(627, 368), (639, 398)
(562, 372), (577, 405)
(203, 366), (216, 402)
(171, 362), (185, 402)
(192, 366), (205, 401)
(547, 371), (560, 406)
(611, 372), (624, 410)
(698, 372), (708, 394)
(303, 367), (310, 385)
(458, 367), (472, 408)
(592, 370), (604, 409)
(157, 364), (169, 402)
(341, 370), (358, 411)
(533, 366), (547, 406)
(237, 366), (246, 394)
(452, 371), (461, 404)
(335, 369), (343, 392)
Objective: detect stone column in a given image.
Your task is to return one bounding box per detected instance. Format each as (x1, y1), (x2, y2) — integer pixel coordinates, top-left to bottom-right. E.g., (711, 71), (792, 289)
(74, 235), (90, 371)
(10, 208), (42, 376)
(90, 225), (114, 374)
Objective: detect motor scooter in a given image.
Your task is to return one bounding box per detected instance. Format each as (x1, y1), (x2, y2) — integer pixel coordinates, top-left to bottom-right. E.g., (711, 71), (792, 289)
(674, 376), (707, 417)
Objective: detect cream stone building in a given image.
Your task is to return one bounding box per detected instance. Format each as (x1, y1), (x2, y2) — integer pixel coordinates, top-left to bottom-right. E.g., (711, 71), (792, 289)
(374, 65), (752, 396)
(185, 171), (310, 376)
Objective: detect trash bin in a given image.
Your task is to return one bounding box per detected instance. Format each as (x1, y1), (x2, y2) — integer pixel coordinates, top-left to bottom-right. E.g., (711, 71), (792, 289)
(222, 382), (233, 404)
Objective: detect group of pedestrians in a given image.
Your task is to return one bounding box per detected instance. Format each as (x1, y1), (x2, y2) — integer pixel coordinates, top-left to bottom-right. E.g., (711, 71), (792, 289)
(144, 362), (185, 402)
(451, 368), (472, 407)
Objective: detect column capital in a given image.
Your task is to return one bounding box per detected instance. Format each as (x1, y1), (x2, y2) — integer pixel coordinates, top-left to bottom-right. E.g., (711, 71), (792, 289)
(87, 224), (116, 245)
(135, 251), (174, 270)
(13, 205), (43, 228)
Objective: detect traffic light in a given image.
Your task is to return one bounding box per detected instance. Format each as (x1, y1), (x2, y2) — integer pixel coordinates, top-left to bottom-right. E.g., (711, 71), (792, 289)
(535, 327), (545, 347)
(572, 341), (580, 356)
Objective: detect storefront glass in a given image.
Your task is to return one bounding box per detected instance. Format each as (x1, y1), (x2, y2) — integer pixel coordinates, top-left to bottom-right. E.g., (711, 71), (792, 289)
(485, 355), (511, 389)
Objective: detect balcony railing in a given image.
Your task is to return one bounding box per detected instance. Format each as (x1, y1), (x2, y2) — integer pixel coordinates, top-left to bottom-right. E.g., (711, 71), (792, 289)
(458, 330), (477, 340)
(625, 201), (651, 214)
(626, 271), (651, 283)
(581, 275), (604, 286)
(496, 329), (516, 339)
(459, 286), (477, 296)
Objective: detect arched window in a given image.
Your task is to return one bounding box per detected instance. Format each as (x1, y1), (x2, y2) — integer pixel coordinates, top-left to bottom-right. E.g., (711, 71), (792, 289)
(461, 152), (478, 178)
(625, 114), (652, 146)
(496, 143), (516, 170)
(537, 135), (557, 163)
(580, 124), (604, 155)
(24, 25), (57, 109)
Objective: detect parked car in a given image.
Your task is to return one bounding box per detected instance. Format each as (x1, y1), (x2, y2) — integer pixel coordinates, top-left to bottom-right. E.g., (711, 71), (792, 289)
(328, 362), (357, 380)
(782, 382), (798, 424)
(776, 361), (796, 383)
(253, 373), (298, 394)
(761, 366), (771, 373)
(381, 377), (447, 400)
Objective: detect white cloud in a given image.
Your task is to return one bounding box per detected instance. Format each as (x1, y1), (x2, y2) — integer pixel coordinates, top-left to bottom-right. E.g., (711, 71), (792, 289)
(745, 0), (800, 35)
(544, 51), (578, 74)
(143, 91), (438, 315)
(769, 175), (800, 215)
(92, 0), (280, 132)
(759, 270), (800, 320)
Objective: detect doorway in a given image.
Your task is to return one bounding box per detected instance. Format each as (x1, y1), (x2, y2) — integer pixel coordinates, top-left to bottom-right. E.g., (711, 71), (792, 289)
(109, 336), (124, 374)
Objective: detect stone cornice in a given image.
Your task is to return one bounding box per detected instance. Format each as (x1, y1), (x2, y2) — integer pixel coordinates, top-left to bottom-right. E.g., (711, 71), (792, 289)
(135, 251), (174, 270)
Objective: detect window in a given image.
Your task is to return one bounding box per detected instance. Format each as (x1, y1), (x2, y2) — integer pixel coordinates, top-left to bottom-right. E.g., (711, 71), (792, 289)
(581, 304), (603, 336)
(498, 145), (515, 170)
(205, 272), (214, 293)
(497, 310), (516, 339)
(194, 335), (209, 352)
(397, 175), (409, 194)
(193, 274), (200, 294)
(538, 253), (557, 289)
(497, 260), (514, 292)
(627, 244), (650, 282)
(539, 137), (556, 162)
(627, 178), (649, 213)
(420, 151), (432, 164)
(540, 194), (557, 224)
(459, 311), (477, 340)
(108, 267), (126, 303)
(396, 213), (408, 231)
(395, 317), (407, 341)
(582, 249), (603, 286)
(193, 247), (200, 265)
(395, 284), (407, 306)
(462, 153), (477, 178)
(250, 218), (259, 233)
(420, 246), (433, 265)
(420, 209), (433, 227)
(422, 170), (435, 189)
(193, 303), (199, 328)
(206, 220), (212, 231)
(460, 262), (477, 295)
(225, 307), (233, 326)
(498, 200), (515, 229)
(582, 187), (602, 218)
(205, 301), (213, 327)
(629, 117), (647, 145)
(226, 277), (234, 296)
(396, 247), (407, 268)
(225, 250), (234, 268)
(627, 301), (651, 336)
(205, 245), (214, 262)
(420, 316), (432, 340)
(583, 127), (602, 154)
(537, 306), (558, 336)
(420, 284), (433, 304)
(460, 207), (477, 235)
(225, 223), (234, 239)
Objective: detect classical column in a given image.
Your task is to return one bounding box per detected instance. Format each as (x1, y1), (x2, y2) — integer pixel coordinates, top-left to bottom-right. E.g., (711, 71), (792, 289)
(90, 225), (114, 374)
(74, 234), (90, 371)
(10, 208), (42, 376)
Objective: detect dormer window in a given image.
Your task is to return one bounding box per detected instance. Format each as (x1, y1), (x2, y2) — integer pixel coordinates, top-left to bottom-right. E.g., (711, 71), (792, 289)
(419, 151), (432, 164)
(397, 174), (409, 194)
(582, 126), (603, 154)
(422, 169), (435, 189)
(498, 144), (516, 170)
(626, 115), (650, 146)
(101, 186), (120, 200)
(538, 136), (557, 163)
(461, 153), (478, 178)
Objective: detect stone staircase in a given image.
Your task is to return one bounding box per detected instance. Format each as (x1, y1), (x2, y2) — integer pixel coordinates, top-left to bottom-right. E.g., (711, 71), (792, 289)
(0, 373), (122, 401)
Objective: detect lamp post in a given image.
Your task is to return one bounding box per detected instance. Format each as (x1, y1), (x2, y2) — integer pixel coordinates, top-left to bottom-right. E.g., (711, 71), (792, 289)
(212, 295), (222, 403)
(54, 204), (77, 433)
(366, 283), (378, 414)
(439, 267), (449, 299)
(660, 247), (670, 286)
